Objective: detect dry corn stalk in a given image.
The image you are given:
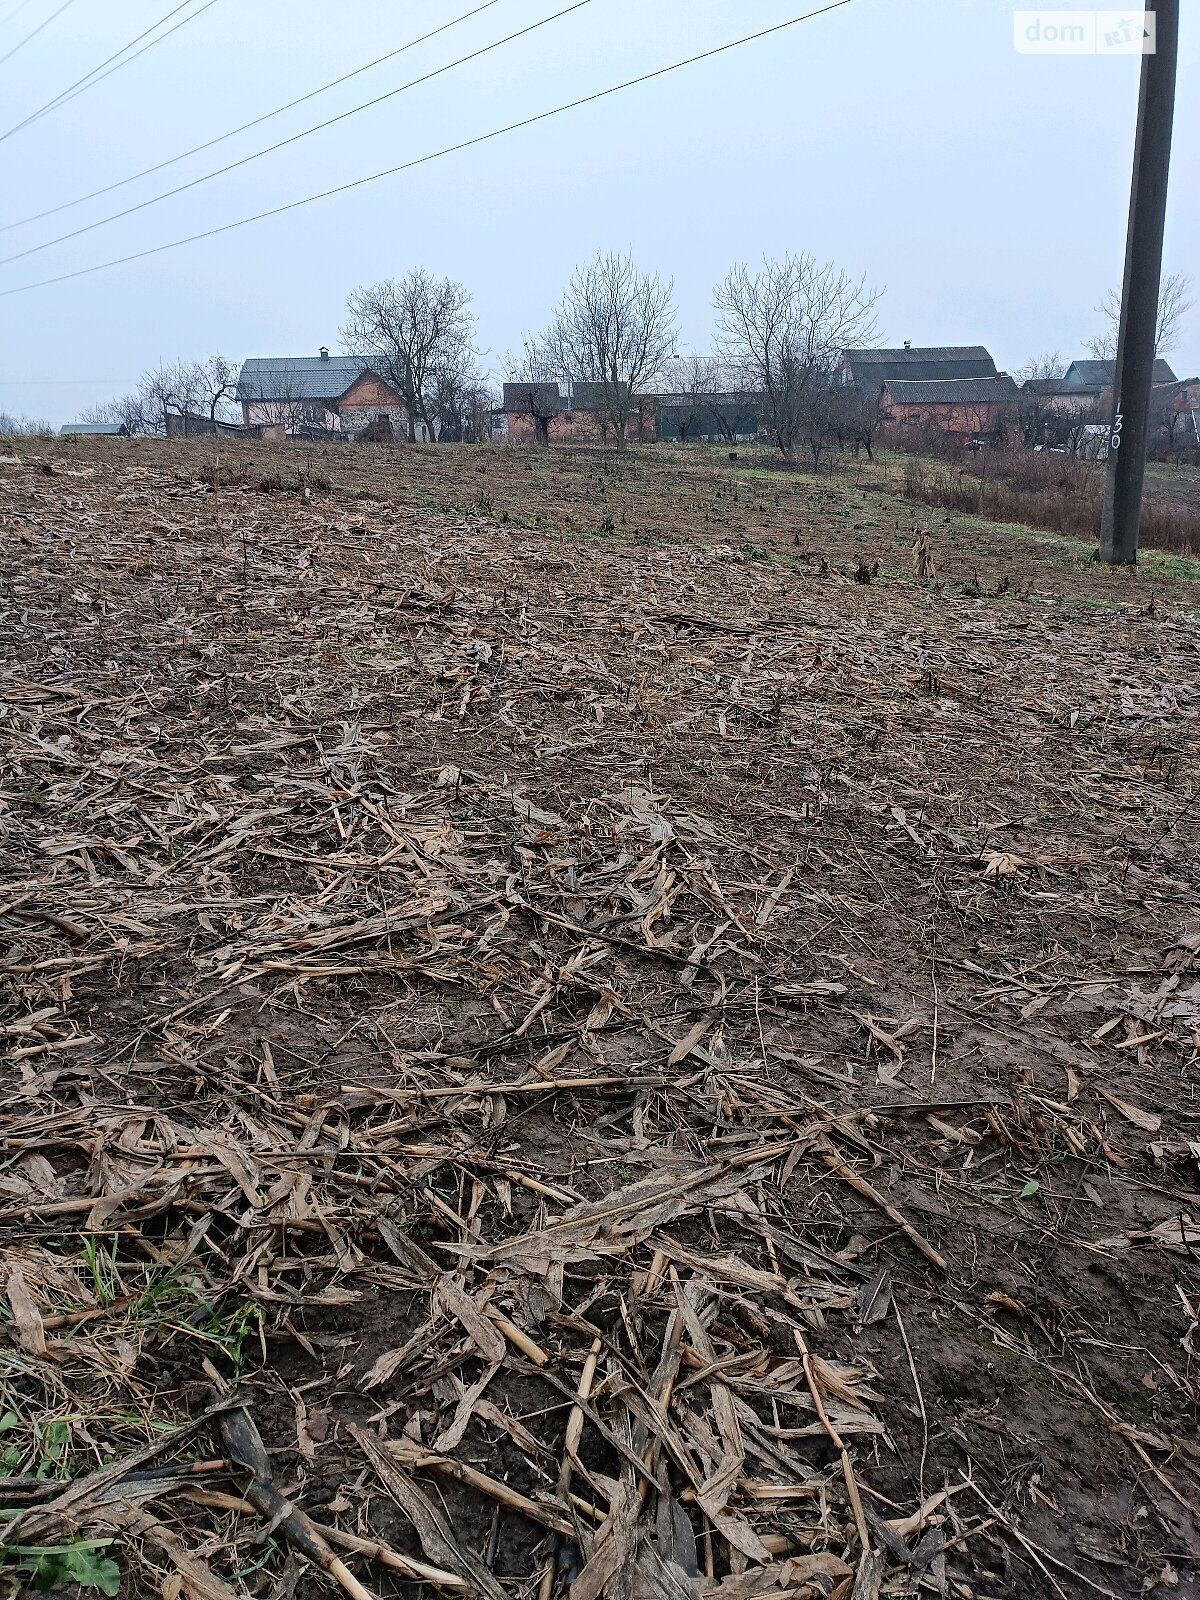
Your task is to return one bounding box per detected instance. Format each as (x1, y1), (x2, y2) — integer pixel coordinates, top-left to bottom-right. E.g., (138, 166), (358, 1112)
(913, 531), (936, 580)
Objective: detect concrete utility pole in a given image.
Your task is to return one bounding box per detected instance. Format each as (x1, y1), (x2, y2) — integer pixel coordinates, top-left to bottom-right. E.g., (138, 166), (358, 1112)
(1099, 0), (1179, 565)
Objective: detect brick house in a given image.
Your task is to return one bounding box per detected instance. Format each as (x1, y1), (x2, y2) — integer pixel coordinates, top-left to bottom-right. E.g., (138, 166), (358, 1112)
(881, 374), (1019, 439)
(1149, 377), (1200, 450)
(236, 349), (431, 441)
(1020, 377), (1102, 416)
(502, 381), (567, 444)
(1155, 377), (1200, 411)
(502, 380), (640, 444)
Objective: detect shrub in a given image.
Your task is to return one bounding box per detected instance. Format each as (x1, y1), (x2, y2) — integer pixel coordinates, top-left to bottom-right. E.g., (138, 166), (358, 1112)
(898, 446), (1200, 556)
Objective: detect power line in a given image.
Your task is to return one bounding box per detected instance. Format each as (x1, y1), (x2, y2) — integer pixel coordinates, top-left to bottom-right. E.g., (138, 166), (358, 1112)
(2, 1), (196, 140)
(0, 0), (216, 144)
(5, 0), (220, 131)
(0, 0), (502, 233)
(0, 1), (853, 299)
(0, 0), (40, 30)
(0, 0), (74, 68)
(0, 0), (591, 268)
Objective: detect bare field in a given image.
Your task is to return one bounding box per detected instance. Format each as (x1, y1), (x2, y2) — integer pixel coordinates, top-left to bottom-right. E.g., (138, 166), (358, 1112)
(2, 437), (1199, 1600)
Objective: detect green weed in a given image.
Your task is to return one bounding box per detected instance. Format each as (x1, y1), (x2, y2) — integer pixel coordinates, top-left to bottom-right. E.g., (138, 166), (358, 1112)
(2, 1539), (120, 1596)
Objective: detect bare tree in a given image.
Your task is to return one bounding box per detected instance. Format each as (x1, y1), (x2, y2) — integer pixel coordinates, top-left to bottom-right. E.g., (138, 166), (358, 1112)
(714, 254), (881, 462)
(84, 355), (239, 437)
(504, 339), (563, 445)
(136, 365), (172, 436)
(344, 270), (476, 444)
(657, 354), (725, 443)
(1061, 407), (1100, 456)
(1150, 383), (1200, 458)
(0, 413), (53, 437)
(83, 390), (152, 435)
(461, 381), (499, 444)
(136, 359), (209, 436)
(830, 382), (882, 459)
(799, 382), (838, 469)
(1017, 351), (1064, 384)
(1156, 395), (1187, 456)
(429, 338), (487, 443)
(1086, 270), (1193, 360)
(199, 355), (240, 426)
(543, 252), (677, 452)
(239, 362), (313, 434)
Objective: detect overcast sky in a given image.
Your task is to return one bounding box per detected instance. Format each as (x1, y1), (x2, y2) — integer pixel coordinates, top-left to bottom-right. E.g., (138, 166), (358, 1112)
(0, 0), (1195, 426)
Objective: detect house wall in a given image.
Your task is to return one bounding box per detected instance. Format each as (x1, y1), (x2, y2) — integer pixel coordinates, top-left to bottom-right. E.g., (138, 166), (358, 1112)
(506, 410), (612, 444)
(340, 372), (399, 409)
(341, 404), (410, 441)
(657, 409), (760, 443)
(885, 400), (1016, 436)
(337, 372), (410, 442)
(1043, 391), (1101, 416)
(242, 399), (338, 432)
(1155, 382), (1200, 412)
(506, 406), (651, 444)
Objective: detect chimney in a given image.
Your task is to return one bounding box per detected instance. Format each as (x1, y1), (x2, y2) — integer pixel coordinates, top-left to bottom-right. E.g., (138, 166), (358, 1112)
(319, 346), (329, 361)
(903, 340), (911, 349)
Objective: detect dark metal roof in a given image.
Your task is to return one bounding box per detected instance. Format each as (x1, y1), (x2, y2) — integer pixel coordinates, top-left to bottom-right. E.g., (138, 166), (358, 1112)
(569, 380), (632, 412)
(1022, 378), (1088, 396)
(236, 355), (367, 403)
(883, 375), (1018, 404)
(846, 345), (994, 366)
(843, 347), (997, 392)
(1063, 358), (1177, 388)
(502, 382), (565, 413)
(655, 392), (757, 409)
(60, 421), (127, 435)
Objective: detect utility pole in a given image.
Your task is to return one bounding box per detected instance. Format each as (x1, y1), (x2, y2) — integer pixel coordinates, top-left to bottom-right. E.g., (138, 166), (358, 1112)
(1099, 0), (1179, 565)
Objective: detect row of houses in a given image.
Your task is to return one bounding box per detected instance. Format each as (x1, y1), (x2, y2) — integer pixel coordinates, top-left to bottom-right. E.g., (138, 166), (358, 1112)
(61, 344), (1200, 448)
(845, 345), (1199, 443)
(234, 358), (748, 445)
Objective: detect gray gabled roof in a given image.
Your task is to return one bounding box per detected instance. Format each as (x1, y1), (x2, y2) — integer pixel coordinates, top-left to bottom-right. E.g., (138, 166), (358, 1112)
(1063, 358), (1177, 388)
(1022, 378), (1086, 396)
(502, 381), (565, 414)
(60, 421), (127, 435)
(655, 392), (758, 410)
(883, 375), (1018, 404)
(846, 345), (995, 366)
(236, 355), (369, 403)
(843, 346), (997, 390)
(569, 380), (632, 412)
